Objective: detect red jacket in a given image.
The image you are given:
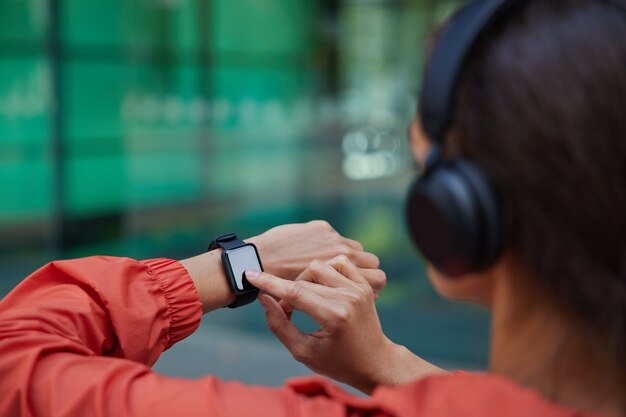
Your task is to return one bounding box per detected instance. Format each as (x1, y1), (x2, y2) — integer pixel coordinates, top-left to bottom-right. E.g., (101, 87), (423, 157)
(0, 256), (603, 417)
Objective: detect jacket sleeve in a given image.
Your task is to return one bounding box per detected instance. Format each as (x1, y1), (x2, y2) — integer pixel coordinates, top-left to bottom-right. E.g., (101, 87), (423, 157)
(0, 256), (395, 417)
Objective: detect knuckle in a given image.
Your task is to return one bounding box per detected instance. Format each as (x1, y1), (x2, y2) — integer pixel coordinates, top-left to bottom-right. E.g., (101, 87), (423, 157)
(352, 287), (368, 303)
(312, 220), (332, 231)
(335, 254), (350, 266)
(286, 281), (304, 301)
(334, 307), (351, 323)
(309, 259), (325, 275)
(345, 293), (360, 307)
(338, 247), (353, 259)
(353, 283), (374, 302)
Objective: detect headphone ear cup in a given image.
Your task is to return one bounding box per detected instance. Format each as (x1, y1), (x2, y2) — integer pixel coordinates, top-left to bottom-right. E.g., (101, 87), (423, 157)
(405, 160), (502, 276)
(453, 160), (502, 269)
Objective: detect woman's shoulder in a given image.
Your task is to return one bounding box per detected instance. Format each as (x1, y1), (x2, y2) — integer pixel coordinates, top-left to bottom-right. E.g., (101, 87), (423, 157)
(368, 372), (605, 417)
(276, 372), (607, 417)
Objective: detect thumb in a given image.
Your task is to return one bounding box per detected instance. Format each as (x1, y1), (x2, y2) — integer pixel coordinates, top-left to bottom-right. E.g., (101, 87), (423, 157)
(258, 294), (309, 356)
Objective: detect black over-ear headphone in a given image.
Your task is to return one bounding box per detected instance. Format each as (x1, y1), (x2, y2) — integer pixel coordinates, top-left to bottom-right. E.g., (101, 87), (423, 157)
(405, 0), (524, 276)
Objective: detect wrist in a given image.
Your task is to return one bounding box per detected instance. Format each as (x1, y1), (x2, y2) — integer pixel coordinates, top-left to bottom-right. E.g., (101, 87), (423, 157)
(180, 250), (236, 313)
(246, 234), (275, 275)
(383, 342), (448, 390)
(358, 340), (444, 394)
(354, 338), (402, 394)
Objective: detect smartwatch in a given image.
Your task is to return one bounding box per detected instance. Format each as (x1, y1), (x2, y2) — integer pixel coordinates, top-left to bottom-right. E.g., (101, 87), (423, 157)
(208, 233), (263, 308)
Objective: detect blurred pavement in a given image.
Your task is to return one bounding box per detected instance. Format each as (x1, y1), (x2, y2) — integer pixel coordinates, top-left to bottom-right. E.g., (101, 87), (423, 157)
(154, 318), (316, 387)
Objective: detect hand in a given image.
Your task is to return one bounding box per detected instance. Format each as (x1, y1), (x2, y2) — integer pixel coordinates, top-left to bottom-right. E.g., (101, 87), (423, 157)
(246, 257), (445, 393)
(181, 221), (384, 314)
(248, 221), (386, 292)
(246, 256), (435, 394)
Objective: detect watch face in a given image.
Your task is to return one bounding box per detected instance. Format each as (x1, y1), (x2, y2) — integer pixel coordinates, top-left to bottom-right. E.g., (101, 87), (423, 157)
(224, 244), (262, 292)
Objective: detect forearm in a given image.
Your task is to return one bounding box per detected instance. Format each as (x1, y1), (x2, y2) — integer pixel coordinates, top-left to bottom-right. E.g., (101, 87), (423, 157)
(0, 257), (201, 361)
(0, 256), (203, 416)
(179, 249), (235, 313)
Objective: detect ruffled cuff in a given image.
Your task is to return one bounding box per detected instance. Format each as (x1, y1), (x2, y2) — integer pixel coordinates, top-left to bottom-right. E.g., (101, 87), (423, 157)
(142, 258), (202, 349)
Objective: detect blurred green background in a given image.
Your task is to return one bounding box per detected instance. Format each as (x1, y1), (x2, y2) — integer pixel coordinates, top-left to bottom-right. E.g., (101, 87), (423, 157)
(0, 0), (489, 378)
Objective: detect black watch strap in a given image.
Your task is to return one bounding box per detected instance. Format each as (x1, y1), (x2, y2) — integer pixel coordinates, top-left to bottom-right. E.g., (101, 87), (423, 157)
(208, 233), (259, 308)
(226, 291), (258, 308)
(208, 233), (245, 251)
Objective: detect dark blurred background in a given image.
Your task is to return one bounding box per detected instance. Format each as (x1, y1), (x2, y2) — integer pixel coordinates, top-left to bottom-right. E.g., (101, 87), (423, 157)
(0, 0), (489, 384)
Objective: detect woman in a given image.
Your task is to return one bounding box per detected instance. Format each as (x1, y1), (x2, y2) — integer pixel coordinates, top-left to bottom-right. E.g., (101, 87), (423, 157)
(1, 0), (625, 416)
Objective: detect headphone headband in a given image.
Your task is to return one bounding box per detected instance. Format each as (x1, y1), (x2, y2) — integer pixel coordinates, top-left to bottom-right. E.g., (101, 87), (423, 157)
(420, 0), (525, 143)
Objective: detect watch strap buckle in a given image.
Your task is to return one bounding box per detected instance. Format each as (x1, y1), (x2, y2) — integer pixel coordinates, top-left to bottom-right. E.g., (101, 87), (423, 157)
(208, 233), (240, 251)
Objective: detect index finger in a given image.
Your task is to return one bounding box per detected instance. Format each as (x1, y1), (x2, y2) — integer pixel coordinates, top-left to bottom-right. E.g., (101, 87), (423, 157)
(245, 270), (341, 327)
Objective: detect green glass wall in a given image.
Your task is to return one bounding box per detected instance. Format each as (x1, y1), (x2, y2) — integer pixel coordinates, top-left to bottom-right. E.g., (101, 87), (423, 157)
(0, 0), (51, 227)
(0, 0), (488, 369)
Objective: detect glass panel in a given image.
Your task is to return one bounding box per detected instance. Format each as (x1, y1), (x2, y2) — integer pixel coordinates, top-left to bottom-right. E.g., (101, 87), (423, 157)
(61, 0), (198, 53)
(63, 60), (203, 214)
(0, 0), (48, 43)
(0, 58), (53, 224)
(209, 0), (314, 54)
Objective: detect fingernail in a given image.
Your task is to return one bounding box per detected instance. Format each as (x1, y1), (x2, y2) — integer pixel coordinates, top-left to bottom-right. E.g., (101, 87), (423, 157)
(245, 270), (261, 280)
